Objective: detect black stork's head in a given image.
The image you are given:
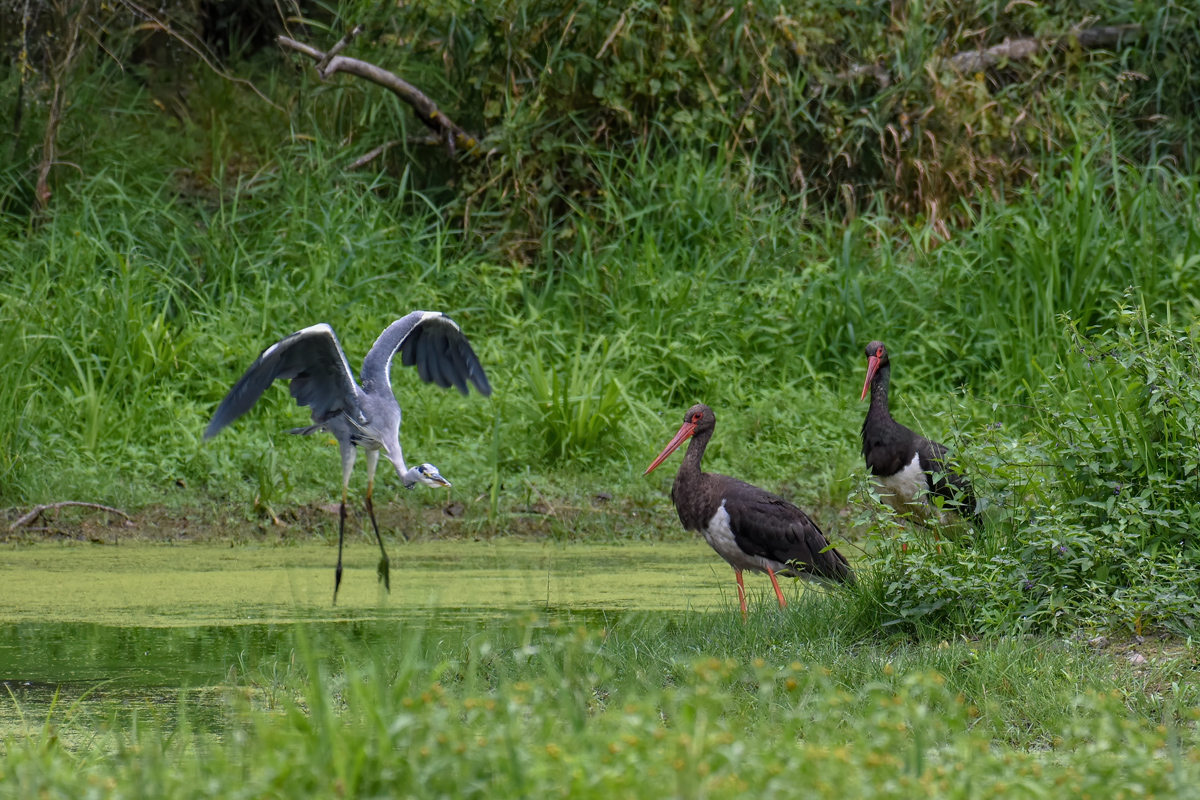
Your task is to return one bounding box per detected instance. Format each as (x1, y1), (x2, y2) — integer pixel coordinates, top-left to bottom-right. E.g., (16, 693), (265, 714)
(860, 341), (890, 401)
(644, 403), (715, 475)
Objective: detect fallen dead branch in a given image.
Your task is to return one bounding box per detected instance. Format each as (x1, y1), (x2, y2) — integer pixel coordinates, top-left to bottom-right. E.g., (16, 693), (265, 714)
(829, 22), (1146, 86)
(347, 140), (400, 170)
(278, 34), (481, 158)
(945, 23), (1144, 72)
(10, 501), (131, 531)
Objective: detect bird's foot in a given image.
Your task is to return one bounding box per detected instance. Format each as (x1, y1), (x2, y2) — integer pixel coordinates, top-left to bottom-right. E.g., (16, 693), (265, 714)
(377, 556), (391, 592)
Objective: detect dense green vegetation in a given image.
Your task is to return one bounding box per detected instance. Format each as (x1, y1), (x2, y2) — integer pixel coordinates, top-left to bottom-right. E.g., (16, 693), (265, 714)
(5, 603), (1200, 798)
(3, 119), (1199, 633)
(4, 1), (1200, 794)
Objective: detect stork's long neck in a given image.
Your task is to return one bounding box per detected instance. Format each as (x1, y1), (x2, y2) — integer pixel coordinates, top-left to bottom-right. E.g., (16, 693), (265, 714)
(673, 425), (712, 492)
(670, 424), (714, 531)
(862, 361), (907, 455)
(867, 362), (893, 422)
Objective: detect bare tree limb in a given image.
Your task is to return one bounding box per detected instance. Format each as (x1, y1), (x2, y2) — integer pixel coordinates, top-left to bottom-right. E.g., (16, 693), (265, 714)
(944, 36), (1047, 73)
(316, 25), (362, 74)
(945, 24), (1143, 72)
(827, 22), (1146, 86)
(1071, 24), (1144, 48)
(10, 502), (131, 531)
(278, 34), (481, 158)
(36, 0), (90, 212)
(346, 139), (399, 169)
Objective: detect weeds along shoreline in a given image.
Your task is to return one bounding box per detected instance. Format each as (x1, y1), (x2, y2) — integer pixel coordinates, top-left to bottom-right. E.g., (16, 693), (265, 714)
(3, 6), (1200, 795)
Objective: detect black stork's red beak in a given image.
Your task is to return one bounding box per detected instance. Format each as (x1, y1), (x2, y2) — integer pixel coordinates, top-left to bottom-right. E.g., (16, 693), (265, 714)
(644, 421), (697, 475)
(860, 354), (882, 402)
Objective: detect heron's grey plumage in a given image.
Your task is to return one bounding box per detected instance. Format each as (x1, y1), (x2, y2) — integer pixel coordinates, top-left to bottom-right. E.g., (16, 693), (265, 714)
(204, 324), (365, 441)
(204, 310), (492, 602)
(361, 311), (491, 397)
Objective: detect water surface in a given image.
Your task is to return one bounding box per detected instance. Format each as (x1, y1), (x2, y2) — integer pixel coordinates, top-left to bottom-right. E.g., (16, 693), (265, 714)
(0, 539), (784, 733)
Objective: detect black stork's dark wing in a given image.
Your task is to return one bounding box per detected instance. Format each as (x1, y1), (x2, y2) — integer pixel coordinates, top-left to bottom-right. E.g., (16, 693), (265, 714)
(916, 436), (980, 524)
(721, 479), (854, 583)
(204, 323), (363, 440)
(359, 310), (492, 397)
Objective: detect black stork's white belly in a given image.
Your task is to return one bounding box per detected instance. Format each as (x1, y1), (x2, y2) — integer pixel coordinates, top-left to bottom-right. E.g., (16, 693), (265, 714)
(875, 452), (949, 524)
(701, 500), (792, 575)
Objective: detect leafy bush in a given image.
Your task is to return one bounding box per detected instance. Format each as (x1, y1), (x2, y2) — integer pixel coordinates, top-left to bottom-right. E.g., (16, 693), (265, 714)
(5, 1), (1197, 233)
(872, 305), (1200, 634)
(524, 334), (640, 463)
(322, 0), (1198, 236)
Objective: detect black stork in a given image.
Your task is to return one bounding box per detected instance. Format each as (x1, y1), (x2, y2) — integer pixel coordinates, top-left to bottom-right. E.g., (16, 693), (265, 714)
(859, 341), (979, 529)
(645, 404), (854, 619)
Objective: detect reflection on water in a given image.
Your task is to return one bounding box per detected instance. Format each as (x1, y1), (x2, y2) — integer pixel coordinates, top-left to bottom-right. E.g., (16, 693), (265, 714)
(0, 607), (637, 737)
(0, 540), (764, 734)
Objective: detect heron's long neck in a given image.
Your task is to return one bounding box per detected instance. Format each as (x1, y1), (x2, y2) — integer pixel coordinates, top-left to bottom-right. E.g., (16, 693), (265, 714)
(394, 460), (428, 490)
(383, 435), (413, 485)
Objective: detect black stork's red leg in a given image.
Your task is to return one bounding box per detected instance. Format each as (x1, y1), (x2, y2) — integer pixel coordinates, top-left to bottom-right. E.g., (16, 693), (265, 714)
(859, 341), (980, 546)
(734, 569), (747, 620)
(645, 404), (853, 620)
(765, 566), (788, 608)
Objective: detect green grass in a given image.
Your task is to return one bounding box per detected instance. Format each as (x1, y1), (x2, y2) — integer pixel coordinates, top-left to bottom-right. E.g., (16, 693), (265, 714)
(3, 607), (1199, 798)
(4, 74), (1200, 638)
(2, 141), (1196, 510)
(4, 8), (1200, 795)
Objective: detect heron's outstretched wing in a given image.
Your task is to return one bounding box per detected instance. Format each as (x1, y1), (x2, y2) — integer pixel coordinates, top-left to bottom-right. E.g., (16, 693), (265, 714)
(204, 324), (364, 440)
(360, 311), (492, 397)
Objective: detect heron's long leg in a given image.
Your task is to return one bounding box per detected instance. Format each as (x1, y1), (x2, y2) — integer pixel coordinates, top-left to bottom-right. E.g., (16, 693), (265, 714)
(365, 449), (390, 592)
(333, 440), (357, 605)
(765, 566), (788, 609)
(734, 569), (747, 621)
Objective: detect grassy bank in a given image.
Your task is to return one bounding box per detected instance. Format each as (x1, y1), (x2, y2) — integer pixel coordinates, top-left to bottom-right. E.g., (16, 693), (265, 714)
(3, 606), (1198, 798)
(5, 5), (1200, 796)
(3, 147), (1196, 509)
(4, 105), (1200, 634)
(3, 0), (1200, 637)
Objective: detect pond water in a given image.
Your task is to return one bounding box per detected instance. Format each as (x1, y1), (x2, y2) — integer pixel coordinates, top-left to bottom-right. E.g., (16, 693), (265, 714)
(0, 539), (764, 736)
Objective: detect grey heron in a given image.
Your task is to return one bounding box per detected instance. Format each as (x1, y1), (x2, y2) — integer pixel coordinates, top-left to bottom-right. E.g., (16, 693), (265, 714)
(204, 310), (492, 602)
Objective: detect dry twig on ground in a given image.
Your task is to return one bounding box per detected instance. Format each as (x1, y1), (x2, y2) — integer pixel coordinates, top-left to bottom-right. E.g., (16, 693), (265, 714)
(828, 22), (1145, 86)
(10, 502), (131, 531)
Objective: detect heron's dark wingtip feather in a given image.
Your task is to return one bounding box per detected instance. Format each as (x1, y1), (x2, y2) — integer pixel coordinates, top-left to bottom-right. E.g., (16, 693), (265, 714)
(444, 338), (466, 394)
(453, 338), (492, 397)
(415, 331), (433, 384)
(430, 330), (454, 390)
(202, 408), (232, 440)
(472, 368), (493, 397)
(468, 353), (492, 397)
